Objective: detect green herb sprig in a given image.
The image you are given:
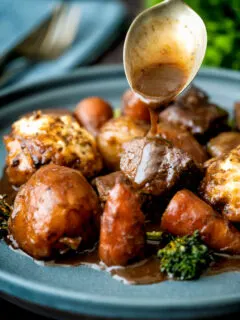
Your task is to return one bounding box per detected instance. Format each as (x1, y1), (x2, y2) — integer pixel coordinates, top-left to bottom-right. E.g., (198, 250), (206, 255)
(0, 195), (12, 238)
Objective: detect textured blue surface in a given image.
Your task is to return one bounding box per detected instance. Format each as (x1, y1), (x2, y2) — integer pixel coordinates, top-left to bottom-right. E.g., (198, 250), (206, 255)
(0, 0), (57, 55)
(0, 1), (126, 88)
(0, 66), (240, 319)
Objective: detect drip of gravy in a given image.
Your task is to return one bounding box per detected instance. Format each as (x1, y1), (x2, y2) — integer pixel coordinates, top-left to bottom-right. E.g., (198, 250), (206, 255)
(149, 110), (159, 136)
(132, 63), (188, 136)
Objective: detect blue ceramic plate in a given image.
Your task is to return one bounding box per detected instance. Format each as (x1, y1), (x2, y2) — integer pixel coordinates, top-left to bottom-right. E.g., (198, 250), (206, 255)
(0, 66), (240, 320)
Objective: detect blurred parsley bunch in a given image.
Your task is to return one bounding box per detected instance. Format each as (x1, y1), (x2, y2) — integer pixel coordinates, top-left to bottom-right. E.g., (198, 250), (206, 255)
(145, 0), (240, 70)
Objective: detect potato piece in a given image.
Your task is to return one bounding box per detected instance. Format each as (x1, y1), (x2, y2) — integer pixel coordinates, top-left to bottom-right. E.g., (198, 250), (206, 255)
(9, 165), (101, 259)
(234, 102), (240, 131)
(200, 146), (240, 222)
(120, 136), (201, 196)
(121, 89), (150, 122)
(157, 122), (208, 165)
(4, 112), (103, 186)
(74, 97), (113, 136)
(161, 189), (240, 254)
(207, 132), (240, 158)
(97, 116), (149, 171)
(99, 182), (145, 266)
(159, 86), (229, 142)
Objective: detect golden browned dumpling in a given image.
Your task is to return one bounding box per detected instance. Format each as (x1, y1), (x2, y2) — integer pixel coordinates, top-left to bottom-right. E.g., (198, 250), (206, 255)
(97, 116), (149, 171)
(8, 165), (101, 259)
(4, 111), (103, 186)
(200, 145), (240, 222)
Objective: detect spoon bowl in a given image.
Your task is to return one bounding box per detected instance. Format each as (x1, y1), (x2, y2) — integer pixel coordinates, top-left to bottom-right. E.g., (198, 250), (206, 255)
(123, 0), (207, 105)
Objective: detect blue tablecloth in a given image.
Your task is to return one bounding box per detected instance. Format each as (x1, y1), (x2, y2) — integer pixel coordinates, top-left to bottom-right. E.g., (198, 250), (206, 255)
(0, 0), (126, 88)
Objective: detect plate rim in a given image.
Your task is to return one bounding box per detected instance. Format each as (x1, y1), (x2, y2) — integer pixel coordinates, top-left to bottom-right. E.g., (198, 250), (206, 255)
(0, 64), (240, 103)
(1, 65), (240, 319)
(1, 266), (240, 307)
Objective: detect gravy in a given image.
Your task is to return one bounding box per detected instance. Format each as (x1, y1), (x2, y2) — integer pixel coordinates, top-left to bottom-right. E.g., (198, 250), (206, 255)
(2, 166), (240, 285)
(133, 63), (188, 136)
(43, 246), (240, 285)
(149, 110), (159, 135)
(45, 244), (167, 285)
(133, 63), (187, 104)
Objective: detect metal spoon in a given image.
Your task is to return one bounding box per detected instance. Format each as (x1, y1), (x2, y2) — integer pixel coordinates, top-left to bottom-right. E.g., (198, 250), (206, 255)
(123, 0), (207, 105)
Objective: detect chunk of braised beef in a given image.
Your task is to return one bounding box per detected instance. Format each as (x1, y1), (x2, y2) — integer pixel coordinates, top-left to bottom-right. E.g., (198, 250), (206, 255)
(94, 171), (130, 203)
(178, 85), (208, 106)
(93, 171), (148, 211)
(120, 136), (202, 197)
(159, 86), (229, 143)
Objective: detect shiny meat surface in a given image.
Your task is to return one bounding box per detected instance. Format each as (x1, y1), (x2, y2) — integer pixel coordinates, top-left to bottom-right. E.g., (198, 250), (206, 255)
(97, 116), (149, 171)
(207, 132), (240, 158)
(99, 182), (145, 266)
(120, 136), (201, 196)
(93, 171), (148, 213)
(9, 165), (101, 259)
(178, 85), (208, 106)
(94, 171), (130, 202)
(4, 112), (103, 186)
(157, 121), (208, 165)
(161, 190), (240, 254)
(159, 86), (229, 142)
(200, 146), (240, 222)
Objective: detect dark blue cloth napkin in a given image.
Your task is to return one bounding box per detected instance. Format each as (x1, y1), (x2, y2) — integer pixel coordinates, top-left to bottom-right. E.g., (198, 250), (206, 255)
(0, 0), (58, 56)
(0, 0), (126, 88)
